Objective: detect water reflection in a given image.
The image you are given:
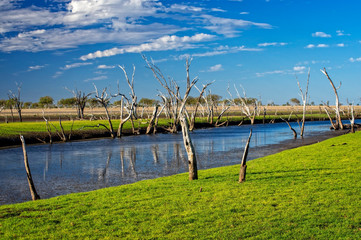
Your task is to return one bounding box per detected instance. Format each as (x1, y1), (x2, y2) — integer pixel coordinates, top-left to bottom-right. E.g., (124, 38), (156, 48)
(0, 121), (354, 205)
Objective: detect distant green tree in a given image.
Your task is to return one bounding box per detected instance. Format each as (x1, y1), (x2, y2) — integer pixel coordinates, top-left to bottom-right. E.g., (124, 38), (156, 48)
(87, 98), (101, 108)
(186, 96), (198, 106)
(234, 97), (257, 105)
(31, 102), (40, 108)
(58, 98), (76, 108)
(290, 98), (301, 106)
(23, 102), (32, 109)
(0, 99), (6, 108)
(138, 98), (156, 107)
(206, 94), (222, 105)
(39, 96), (54, 108)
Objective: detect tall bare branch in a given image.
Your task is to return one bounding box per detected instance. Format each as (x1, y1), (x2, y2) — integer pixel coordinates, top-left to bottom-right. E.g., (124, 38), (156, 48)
(320, 68), (343, 130)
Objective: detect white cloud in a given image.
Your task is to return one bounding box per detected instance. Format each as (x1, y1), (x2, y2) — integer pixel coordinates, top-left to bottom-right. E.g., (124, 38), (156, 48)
(336, 30), (350, 36)
(0, 23), (180, 52)
(349, 57), (361, 63)
(62, 62), (93, 70)
(176, 45), (262, 60)
(169, 4), (203, 12)
(258, 42), (287, 47)
(336, 43), (345, 47)
(240, 12), (249, 15)
(312, 32), (331, 38)
(0, 0), (178, 52)
(201, 14), (272, 37)
(256, 70), (286, 77)
(317, 44), (329, 48)
(0, 0), (273, 53)
(98, 65), (116, 69)
(84, 76), (108, 82)
(28, 65), (46, 71)
(293, 66), (306, 72)
(305, 44), (329, 48)
(80, 33), (215, 60)
(208, 64), (223, 72)
(211, 8), (226, 12)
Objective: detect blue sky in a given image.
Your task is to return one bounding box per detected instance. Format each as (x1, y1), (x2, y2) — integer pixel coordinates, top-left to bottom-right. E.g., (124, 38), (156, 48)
(1, 0), (361, 105)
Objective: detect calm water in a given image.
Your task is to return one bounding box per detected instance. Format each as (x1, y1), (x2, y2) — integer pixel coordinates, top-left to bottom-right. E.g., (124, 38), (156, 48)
(0, 121), (352, 205)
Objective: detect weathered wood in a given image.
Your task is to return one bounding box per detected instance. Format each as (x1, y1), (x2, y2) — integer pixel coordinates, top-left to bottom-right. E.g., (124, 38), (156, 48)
(323, 106), (338, 130)
(20, 136), (40, 201)
(321, 68), (343, 130)
(93, 84), (116, 138)
(280, 117), (297, 138)
(180, 116), (198, 180)
(239, 129), (252, 183)
(146, 105), (159, 134)
(296, 68), (310, 137)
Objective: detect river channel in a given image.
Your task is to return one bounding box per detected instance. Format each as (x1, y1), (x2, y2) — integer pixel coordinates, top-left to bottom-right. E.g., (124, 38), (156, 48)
(0, 121), (352, 205)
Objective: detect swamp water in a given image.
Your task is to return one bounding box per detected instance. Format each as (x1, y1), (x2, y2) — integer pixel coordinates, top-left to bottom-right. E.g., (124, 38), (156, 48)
(0, 121), (351, 205)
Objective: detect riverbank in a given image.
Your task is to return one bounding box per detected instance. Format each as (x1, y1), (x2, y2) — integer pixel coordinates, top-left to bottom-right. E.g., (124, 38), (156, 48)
(1, 131), (360, 239)
(0, 114), (343, 148)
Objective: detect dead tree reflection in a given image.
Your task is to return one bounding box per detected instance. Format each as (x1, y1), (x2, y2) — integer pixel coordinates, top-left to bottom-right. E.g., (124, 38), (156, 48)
(152, 145), (159, 164)
(99, 151), (112, 181)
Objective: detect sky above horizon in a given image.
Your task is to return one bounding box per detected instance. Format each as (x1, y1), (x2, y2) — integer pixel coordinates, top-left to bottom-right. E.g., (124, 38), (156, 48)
(1, 0), (361, 105)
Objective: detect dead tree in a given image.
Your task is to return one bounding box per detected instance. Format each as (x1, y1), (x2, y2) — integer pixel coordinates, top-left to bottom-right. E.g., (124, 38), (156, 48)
(116, 65), (138, 137)
(296, 68), (310, 137)
(228, 84), (258, 125)
(180, 115), (198, 180)
(144, 55), (200, 180)
(281, 112), (297, 138)
(93, 84), (116, 138)
(146, 105), (158, 134)
(322, 105), (338, 130)
(239, 129), (252, 183)
(20, 135), (40, 201)
(8, 82), (23, 122)
(347, 100), (356, 133)
(190, 82), (213, 131)
(153, 103), (165, 134)
(65, 88), (91, 119)
(321, 68), (343, 130)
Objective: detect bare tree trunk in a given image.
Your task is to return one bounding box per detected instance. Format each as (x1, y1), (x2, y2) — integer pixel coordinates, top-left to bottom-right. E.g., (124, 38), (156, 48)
(58, 117), (67, 141)
(20, 136), (40, 201)
(239, 129), (252, 183)
(153, 104), (165, 134)
(146, 105), (158, 134)
(321, 68), (343, 130)
(215, 106), (230, 126)
(297, 69), (310, 137)
(263, 107), (266, 124)
(180, 116), (198, 180)
(323, 106), (338, 130)
(281, 117), (297, 138)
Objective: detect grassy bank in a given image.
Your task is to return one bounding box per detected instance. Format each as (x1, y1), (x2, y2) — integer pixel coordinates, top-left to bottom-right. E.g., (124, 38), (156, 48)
(0, 114), (330, 147)
(1, 132), (361, 239)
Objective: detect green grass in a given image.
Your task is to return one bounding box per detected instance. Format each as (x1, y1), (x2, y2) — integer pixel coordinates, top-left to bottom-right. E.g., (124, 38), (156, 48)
(0, 114), (329, 138)
(1, 131), (361, 239)
(0, 119), (161, 137)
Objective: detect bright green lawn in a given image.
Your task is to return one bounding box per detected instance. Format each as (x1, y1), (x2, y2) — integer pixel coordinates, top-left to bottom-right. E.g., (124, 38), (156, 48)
(1, 131), (360, 239)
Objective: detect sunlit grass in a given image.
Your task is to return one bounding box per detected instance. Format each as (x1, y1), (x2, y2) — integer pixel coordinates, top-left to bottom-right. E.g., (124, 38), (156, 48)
(1, 131), (360, 239)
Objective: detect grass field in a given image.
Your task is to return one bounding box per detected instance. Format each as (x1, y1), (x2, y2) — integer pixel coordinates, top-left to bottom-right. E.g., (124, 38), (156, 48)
(1, 131), (360, 239)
